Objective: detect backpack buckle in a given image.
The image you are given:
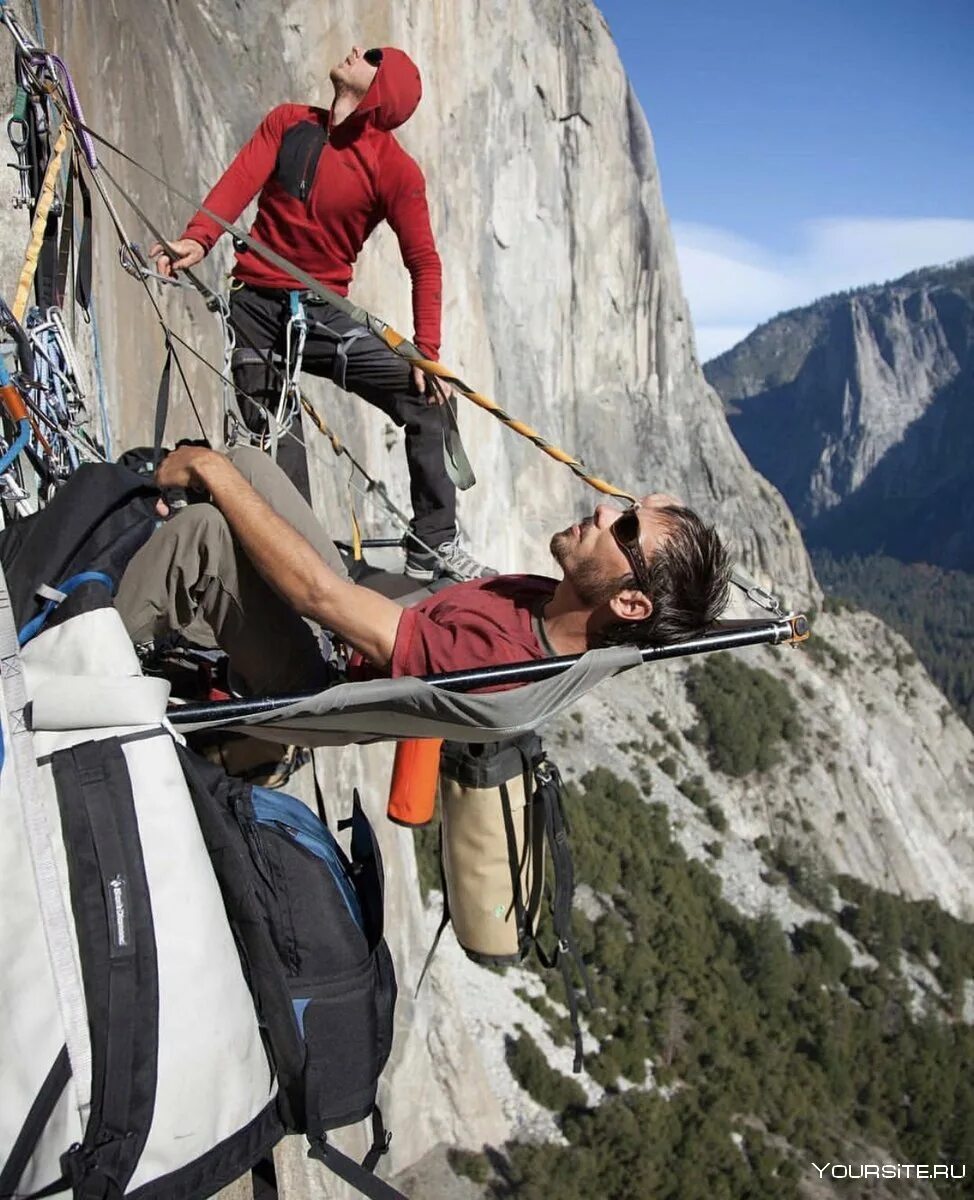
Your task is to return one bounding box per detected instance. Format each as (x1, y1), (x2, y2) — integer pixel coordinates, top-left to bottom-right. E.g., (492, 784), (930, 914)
(534, 757), (552, 785)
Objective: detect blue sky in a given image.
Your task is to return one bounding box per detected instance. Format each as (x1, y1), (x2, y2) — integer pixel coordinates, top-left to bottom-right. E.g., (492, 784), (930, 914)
(596, 0), (974, 358)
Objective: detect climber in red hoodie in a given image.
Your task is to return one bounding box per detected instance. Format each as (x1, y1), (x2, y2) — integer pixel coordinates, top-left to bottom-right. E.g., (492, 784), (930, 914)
(151, 45), (492, 582)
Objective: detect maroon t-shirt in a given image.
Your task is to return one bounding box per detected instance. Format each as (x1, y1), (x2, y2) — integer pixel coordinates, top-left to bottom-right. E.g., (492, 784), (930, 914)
(390, 574), (557, 679)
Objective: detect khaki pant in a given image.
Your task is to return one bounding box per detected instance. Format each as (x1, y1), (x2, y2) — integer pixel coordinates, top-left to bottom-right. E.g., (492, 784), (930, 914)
(115, 447), (348, 696)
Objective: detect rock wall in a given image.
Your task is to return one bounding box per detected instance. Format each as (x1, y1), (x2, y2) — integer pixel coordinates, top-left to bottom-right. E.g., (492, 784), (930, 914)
(0, 1), (969, 1192)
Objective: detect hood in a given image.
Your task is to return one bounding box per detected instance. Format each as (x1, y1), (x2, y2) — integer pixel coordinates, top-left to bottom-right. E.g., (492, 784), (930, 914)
(355, 47), (422, 132)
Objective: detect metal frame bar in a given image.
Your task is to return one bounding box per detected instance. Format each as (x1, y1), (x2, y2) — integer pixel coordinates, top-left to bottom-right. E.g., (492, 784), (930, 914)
(168, 614), (809, 727)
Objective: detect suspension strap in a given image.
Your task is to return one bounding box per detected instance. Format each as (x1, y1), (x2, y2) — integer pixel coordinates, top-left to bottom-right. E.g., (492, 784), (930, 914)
(74, 146), (93, 313)
(303, 312), (370, 392)
(72, 154), (208, 442)
(533, 756), (596, 1073)
(728, 563), (784, 616)
(153, 340), (173, 465)
(306, 1104), (404, 1200)
(54, 154), (74, 305)
(440, 392), (476, 490)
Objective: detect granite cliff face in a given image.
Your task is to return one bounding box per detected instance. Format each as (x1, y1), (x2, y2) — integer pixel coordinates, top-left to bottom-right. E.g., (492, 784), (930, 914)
(3, 1), (972, 1193)
(707, 260), (974, 567)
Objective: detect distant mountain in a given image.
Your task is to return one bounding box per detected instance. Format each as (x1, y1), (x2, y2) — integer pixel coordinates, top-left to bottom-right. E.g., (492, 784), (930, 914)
(706, 259), (974, 568)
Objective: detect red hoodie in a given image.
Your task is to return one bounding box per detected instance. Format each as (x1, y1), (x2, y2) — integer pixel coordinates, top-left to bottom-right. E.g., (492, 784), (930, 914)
(181, 48), (442, 359)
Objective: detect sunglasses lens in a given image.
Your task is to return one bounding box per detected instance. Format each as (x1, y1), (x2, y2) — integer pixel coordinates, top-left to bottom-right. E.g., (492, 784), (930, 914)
(615, 507), (640, 545)
(364, 47), (383, 66)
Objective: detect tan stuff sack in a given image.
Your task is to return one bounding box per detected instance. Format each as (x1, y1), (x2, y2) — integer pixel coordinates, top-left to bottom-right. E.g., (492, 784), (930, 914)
(439, 734), (546, 965)
(424, 735), (594, 1070)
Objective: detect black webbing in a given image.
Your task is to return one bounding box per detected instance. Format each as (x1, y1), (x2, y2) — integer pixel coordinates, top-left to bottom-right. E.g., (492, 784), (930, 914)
(51, 740), (159, 1199)
(499, 781), (528, 934)
(415, 826), (450, 996)
(361, 1106), (393, 1174)
(250, 1154), (279, 1200)
(535, 758), (596, 1073)
(153, 340), (173, 465)
(74, 152), (93, 313)
(24, 68), (58, 313)
(15, 1171), (74, 1200)
(307, 1104), (404, 1200)
(0, 1044), (71, 1198)
(54, 159), (74, 306)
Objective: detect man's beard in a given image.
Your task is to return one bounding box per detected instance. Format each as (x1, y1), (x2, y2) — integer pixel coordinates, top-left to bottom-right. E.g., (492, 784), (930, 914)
(549, 529), (571, 567)
(550, 530), (625, 607)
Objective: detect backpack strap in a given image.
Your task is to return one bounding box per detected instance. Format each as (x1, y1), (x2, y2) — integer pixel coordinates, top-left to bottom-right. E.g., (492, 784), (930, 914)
(250, 1154), (279, 1200)
(0, 1045), (70, 1199)
(51, 738), (160, 1197)
(361, 1106), (394, 1173)
(415, 824), (450, 995)
(307, 1106), (405, 1200)
(533, 754), (596, 1072)
(499, 779), (531, 945)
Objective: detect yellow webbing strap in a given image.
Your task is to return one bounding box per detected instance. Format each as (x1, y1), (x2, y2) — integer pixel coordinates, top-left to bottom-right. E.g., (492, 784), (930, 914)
(298, 394), (360, 556)
(348, 490), (363, 562)
(12, 125), (70, 323)
(300, 395), (344, 455)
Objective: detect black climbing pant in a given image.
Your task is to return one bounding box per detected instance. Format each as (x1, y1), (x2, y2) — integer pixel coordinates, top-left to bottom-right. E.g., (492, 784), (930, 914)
(228, 282), (457, 548)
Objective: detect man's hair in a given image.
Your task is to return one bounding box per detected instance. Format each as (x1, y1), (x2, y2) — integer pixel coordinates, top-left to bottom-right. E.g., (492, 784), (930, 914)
(597, 506), (731, 648)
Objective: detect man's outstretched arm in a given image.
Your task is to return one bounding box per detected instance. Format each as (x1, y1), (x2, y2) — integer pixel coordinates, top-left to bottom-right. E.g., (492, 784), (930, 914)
(156, 446), (403, 669)
(151, 105), (291, 277)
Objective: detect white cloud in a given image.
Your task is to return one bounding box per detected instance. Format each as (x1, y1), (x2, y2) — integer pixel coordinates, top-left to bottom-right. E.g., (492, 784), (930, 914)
(674, 216), (974, 360)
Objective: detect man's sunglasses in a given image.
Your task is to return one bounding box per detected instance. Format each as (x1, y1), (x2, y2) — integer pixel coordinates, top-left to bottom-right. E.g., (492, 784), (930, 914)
(364, 48), (384, 67)
(610, 505), (651, 591)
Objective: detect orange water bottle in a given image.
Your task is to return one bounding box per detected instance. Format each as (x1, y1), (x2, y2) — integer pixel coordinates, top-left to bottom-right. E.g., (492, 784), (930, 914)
(387, 738), (442, 827)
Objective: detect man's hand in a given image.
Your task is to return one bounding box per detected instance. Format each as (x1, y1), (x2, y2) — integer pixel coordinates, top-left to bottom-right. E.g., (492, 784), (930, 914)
(411, 364), (428, 398)
(155, 443), (216, 492)
(412, 364), (453, 406)
(149, 237), (205, 278)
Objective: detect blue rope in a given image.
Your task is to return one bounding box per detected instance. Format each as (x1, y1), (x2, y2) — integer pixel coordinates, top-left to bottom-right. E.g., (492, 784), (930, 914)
(88, 301), (113, 458)
(0, 417), (31, 474)
(17, 570), (114, 645)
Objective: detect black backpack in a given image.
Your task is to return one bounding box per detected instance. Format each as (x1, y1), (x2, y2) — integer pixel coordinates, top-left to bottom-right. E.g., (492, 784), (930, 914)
(179, 750), (403, 1199)
(0, 462), (159, 637)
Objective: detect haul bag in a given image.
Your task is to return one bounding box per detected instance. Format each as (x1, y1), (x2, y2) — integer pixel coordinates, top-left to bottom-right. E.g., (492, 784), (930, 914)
(438, 735), (545, 965)
(434, 736), (593, 1072)
(0, 598), (281, 1199)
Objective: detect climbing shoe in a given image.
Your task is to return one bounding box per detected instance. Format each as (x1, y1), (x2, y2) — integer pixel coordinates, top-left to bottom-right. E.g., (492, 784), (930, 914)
(404, 534), (498, 583)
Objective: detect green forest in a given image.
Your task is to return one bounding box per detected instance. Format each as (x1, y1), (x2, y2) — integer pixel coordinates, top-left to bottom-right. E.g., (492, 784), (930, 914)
(439, 768), (974, 1199)
(812, 549), (974, 731)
